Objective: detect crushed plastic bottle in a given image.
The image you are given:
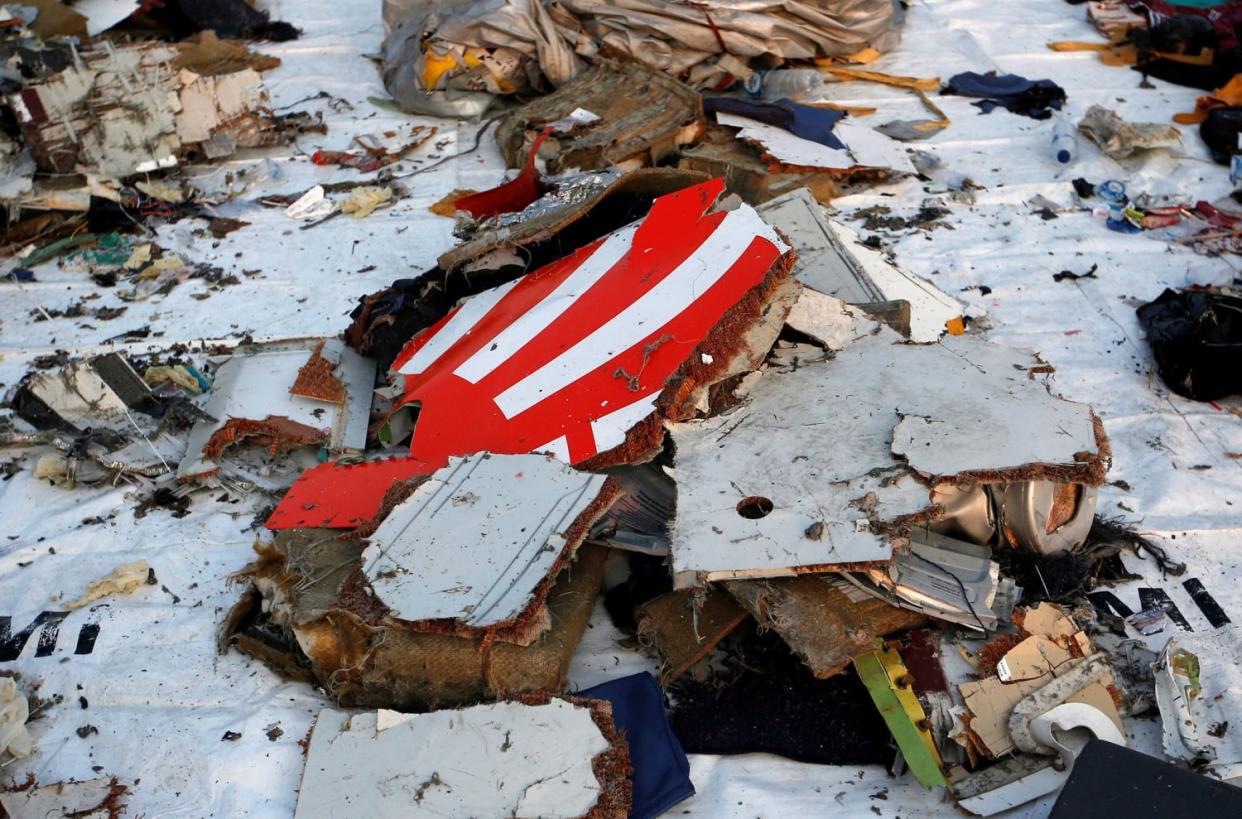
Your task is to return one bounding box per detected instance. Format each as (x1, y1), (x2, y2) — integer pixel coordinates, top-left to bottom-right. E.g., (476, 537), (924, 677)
(1098, 179), (1141, 233)
(1051, 115), (1076, 164)
(744, 68), (827, 100)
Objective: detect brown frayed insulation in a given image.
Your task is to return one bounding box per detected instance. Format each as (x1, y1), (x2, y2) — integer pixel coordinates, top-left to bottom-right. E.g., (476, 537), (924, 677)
(495, 61), (705, 175)
(636, 589), (751, 683)
(227, 532), (608, 709)
(201, 416), (328, 462)
(726, 576), (928, 679)
(290, 342), (346, 403)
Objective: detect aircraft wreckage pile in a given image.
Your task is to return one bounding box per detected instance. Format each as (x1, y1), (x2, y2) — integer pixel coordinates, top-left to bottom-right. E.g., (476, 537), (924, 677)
(2, 0), (1242, 816)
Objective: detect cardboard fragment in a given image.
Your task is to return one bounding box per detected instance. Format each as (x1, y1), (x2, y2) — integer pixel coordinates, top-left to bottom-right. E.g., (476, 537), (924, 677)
(727, 576), (926, 678)
(636, 589), (750, 682)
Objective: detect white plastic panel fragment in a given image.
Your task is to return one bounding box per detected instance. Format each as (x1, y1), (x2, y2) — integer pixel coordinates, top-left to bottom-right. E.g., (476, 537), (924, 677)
(716, 113), (916, 175)
(361, 452), (609, 626)
(755, 188), (965, 342)
(668, 322), (1103, 586)
(1155, 624), (1242, 781)
(295, 701), (609, 819)
(177, 339), (374, 480)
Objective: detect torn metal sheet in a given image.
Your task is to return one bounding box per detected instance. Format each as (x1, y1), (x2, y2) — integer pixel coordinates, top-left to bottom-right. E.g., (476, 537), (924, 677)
(295, 698), (630, 819)
(20, 354), (150, 431)
(266, 457), (433, 530)
(178, 339), (374, 481)
(668, 318), (1109, 587)
(1077, 105), (1182, 158)
(391, 178), (794, 469)
(1154, 624), (1242, 780)
(756, 187), (965, 342)
(8, 42), (297, 178)
(726, 576), (927, 678)
(599, 463), (676, 555)
(717, 112), (916, 176)
(495, 61), (705, 174)
(360, 453), (617, 630)
(841, 531), (1018, 633)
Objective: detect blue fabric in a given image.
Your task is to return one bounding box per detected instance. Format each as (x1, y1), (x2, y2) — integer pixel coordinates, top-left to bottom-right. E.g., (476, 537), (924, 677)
(705, 96), (847, 149)
(943, 71), (1067, 119)
(580, 672), (695, 819)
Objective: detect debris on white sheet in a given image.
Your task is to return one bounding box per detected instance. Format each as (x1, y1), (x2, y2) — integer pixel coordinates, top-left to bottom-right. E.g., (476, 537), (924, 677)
(340, 185), (394, 218)
(62, 560), (150, 610)
(756, 188), (966, 341)
(717, 112), (916, 175)
(285, 185), (336, 221)
(1154, 624), (1242, 781)
(0, 677), (33, 759)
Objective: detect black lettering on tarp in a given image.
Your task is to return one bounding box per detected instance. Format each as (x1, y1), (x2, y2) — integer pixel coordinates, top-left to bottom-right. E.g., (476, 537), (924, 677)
(1087, 591), (1134, 619)
(1139, 588), (1193, 631)
(0, 611), (69, 661)
(74, 623), (100, 655)
(1183, 578), (1232, 628)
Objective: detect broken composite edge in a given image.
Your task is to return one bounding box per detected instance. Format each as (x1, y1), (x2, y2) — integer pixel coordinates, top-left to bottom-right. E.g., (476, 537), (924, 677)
(755, 187), (967, 343)
(360, 452), (621, 640)
(388, 177), (796, 471)
(178, 338), (375, 482)
(715, 112), (917, 176)
(294, 695), (631, 819)
(667, 308), (1110, 588)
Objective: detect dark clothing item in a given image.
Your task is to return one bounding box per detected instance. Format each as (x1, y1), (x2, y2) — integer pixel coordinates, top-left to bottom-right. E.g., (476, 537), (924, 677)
(668, 629), (894, 766)
(580, 673), (695, 819)
(1136, 288), (1242, 401)
(705, 97), (847, 149)
(1200, 106), (1242, 162)
(943, 72), (1067, 119)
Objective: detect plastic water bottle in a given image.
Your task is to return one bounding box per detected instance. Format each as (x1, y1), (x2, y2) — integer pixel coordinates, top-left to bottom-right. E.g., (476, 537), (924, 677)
(744, 69), (827, 100)
(1051, 115), (1076, 164)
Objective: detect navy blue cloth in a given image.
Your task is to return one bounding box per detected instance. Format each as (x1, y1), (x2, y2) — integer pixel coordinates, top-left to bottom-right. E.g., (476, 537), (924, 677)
(705, 96), (847, 149)
(580, 672), (694, 819)
(943, 71), (1066, 120)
